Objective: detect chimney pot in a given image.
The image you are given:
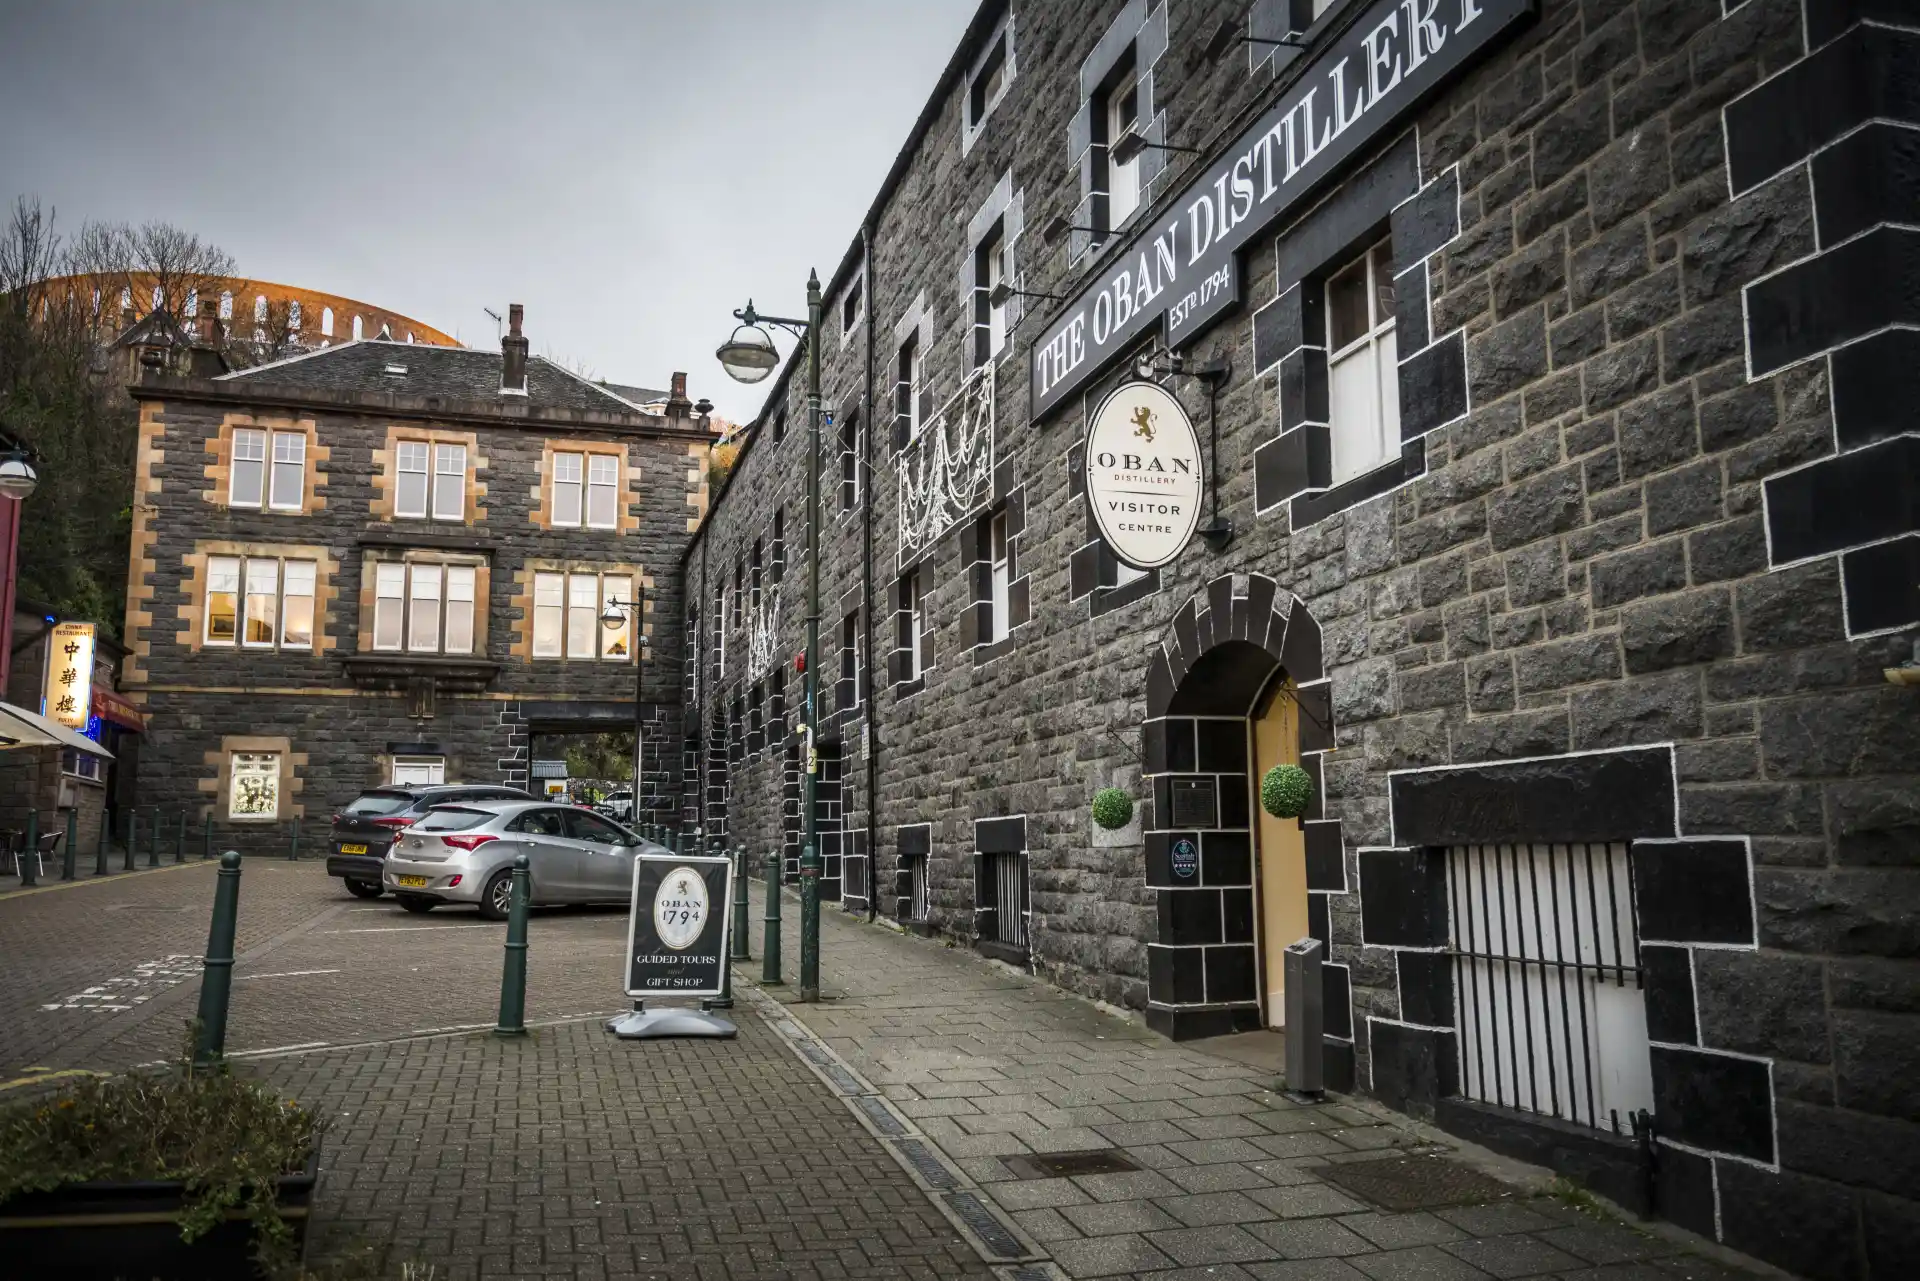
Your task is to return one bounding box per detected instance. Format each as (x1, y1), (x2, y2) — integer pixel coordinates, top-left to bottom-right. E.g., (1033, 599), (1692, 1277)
(666, 371), (693, 421)
(508, 303), (524, 337)
(500, 302), (529, 394)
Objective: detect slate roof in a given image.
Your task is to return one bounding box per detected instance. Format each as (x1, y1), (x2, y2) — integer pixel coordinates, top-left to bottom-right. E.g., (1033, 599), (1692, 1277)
(216, 339), (658, 416)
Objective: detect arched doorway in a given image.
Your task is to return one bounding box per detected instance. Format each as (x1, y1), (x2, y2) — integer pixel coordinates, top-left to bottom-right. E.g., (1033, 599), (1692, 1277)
(1141, 575), (1352, 1086)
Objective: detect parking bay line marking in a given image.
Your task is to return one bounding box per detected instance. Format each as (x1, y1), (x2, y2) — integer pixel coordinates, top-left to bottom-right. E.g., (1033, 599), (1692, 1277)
(236, 969), (343, 981)
(323, 924), (497, 934)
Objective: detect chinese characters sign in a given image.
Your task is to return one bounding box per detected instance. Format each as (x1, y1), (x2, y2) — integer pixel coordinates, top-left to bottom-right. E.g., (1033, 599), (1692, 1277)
(44, 622), (95, 729)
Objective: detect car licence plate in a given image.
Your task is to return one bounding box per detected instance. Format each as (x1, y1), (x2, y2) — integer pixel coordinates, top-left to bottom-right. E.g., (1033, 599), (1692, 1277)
(396, 875), (429, 888)
(339, 843), (368, 855)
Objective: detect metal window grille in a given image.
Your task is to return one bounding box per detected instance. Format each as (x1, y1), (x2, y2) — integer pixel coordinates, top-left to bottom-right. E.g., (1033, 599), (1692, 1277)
(987, 851), (1029, 950)
(1446, 842), (1654, 1134)
(909, 854), (930, 922)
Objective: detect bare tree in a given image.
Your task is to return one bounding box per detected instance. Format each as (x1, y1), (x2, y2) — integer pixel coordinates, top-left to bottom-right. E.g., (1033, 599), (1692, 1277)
(71, 218), (239, 333)
(222, 294), (305, 369)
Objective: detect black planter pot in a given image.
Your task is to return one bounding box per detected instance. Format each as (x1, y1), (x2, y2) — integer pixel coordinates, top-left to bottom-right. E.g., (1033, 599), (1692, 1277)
(0, 1144), (318, 1280)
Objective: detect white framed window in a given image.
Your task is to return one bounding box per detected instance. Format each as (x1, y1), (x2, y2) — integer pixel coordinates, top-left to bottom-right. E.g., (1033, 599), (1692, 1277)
(320, 306), (334, 337)
(907, 570), (925, 682)
(242, 559), (279, 647)
(268, 432), (305, 510)
(896, 334), (922, 441)
(1326, 239), (1401, 486)
(229, 752), (281, 819)
(205, 555), (318, 651)
(61, 746), (105, 783)
(230, 430), (267, 507)
(391, 756), (445, 785)
(532, 570), (633, 660)
(431, 444), (466, 521)
(373, 561), (476, 655)
(352, 314), (364, 340)
(976, 222), (1008, 368)
(841, 612), (861, 707)
(969, 31), (1009, 131)
(841, 275), (864, 337)
(586, 454), (619, 529)
(989, 510), (1010, 643)
(395, 441), (430, 518)
(1104, 62), (1142, 229)
(552, 452), (583, 526)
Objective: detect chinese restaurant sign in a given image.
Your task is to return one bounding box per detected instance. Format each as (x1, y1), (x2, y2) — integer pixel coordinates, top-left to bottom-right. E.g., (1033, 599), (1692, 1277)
(44, 621), (96, 729)
(1031, 0), (1534, 419)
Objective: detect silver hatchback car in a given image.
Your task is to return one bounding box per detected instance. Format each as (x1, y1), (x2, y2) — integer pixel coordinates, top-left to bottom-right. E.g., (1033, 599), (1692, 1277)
(382, 799), (668, 919)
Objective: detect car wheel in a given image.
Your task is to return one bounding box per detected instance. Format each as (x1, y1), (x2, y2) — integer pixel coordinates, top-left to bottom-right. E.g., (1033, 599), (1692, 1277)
(479, 869), (515, 921)
(397, 895), (436, 914)
(345, 879), (384, 899)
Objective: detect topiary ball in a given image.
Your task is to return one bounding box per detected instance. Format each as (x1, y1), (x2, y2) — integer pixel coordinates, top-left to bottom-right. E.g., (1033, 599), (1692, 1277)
(1091, 787), (1135, 831)
(1261, 764), (1314, 820)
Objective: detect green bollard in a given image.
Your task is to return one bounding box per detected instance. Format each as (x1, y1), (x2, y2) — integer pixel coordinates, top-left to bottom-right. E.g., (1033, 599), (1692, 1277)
(706, 848), (735, 1013)
(202, 813), (212, 860)
(94, 807), (110, 875)
(762, 848), (784, 985)
(732, 845), (752, 961)
(287, 814), (301, 862)
(62, 808), (77, 880)
(193, 850), (243, 1067)
(146, 806), (160, 867)
(174, 810), (186, 864)
(19, 809), (38, 887)
(494, 853), (531, 1038)
(125, 810), (138, 872)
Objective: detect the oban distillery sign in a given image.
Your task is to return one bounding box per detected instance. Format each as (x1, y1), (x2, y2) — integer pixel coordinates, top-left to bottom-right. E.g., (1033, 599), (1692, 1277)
(1030, 0), (1534, 419)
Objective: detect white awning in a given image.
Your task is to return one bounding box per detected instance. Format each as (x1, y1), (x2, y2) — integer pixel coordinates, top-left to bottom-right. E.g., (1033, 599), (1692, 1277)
(0, 701), (114, 759)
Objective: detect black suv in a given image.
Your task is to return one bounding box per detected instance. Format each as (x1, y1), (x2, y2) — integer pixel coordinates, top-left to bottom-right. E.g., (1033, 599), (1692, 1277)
(326, 784), (531, 897)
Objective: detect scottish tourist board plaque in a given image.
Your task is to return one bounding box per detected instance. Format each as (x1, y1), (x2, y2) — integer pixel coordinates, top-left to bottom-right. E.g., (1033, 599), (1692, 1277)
(1084, 381), (1205, 570)
(624, 853), (733, 999)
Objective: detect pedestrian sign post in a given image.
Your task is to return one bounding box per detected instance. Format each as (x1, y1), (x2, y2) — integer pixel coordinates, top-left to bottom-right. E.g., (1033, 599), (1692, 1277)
(606, 851), (737, 1039)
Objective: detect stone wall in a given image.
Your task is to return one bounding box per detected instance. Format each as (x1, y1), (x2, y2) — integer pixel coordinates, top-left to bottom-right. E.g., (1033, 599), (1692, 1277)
(685, 1), (1917, 1273)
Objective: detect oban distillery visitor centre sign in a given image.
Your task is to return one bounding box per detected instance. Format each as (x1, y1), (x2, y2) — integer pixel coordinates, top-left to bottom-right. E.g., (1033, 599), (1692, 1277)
(1086, 381), (1205, 569)
(1030, 0), (1534, 418)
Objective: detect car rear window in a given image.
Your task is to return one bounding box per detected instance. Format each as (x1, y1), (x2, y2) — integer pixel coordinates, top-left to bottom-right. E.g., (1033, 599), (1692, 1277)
(415, 807), (495, 833)
(344, 792), (415, 816)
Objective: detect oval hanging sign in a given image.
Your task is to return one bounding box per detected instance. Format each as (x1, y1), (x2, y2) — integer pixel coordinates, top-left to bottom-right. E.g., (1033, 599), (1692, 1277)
(1085, 381), (1204, 570)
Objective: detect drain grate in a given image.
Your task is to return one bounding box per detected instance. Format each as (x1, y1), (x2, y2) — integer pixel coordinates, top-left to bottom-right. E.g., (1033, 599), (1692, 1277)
(853, 1095), (907, 1136)
(1315, 1153), (1515, 1211)
(1002, 1148), (1139, 1180)
(892, 1137), (960, 1189)
(944, 1189), (1026, 1259)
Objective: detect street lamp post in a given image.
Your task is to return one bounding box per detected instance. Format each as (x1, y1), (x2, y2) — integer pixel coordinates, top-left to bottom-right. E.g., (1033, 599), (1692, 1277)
(599, 580), (649, 833)
(716, 273), (825, 1002)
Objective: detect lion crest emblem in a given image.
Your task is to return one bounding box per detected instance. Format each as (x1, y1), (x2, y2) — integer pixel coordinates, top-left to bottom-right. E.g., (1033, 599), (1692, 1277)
(1130, 405), (1156, 443)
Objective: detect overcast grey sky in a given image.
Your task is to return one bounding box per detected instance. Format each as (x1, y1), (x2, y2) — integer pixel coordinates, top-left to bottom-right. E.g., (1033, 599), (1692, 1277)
(0, 0), (978, 420)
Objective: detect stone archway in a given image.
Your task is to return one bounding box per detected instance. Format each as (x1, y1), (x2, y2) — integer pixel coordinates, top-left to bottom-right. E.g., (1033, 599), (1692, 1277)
(1139, 574), (1355, 1086)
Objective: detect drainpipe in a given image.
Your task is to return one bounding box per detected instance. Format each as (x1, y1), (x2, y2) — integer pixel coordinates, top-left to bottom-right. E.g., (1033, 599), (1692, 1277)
(861, 219), (880, 922)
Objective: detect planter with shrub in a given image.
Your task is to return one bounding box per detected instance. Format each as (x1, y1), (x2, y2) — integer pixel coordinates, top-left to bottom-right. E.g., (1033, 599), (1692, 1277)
(0, 1042), (323, 1280)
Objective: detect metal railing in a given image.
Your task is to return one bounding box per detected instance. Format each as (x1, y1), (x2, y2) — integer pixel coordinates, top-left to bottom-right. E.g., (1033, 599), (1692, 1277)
(1446, 841), (1648, 1134)
(985, 850), (1029, 951)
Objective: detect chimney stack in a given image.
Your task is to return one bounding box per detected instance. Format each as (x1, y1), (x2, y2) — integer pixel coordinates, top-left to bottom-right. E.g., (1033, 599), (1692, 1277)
(189, 299), (230, 378)
(197, 298), (221, 346)
(666, 370), (692, 422)
(501, 303), (528, 394)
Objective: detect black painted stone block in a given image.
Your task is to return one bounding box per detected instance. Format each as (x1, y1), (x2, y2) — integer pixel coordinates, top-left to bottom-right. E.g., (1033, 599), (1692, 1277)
(1295, 680), (1333, 753)
(1717, 1158), (1865, 1281)
(1395, 260), (1430, 351)
(1142, 717), (1169, 774)
(1764, 433), (1920, 563)
(1369, 1019), (1458, 1115)
(1724, 24), (1920, 198)
(1196, 718), (1246, 772)
(1813, 120), (1920, 246)
(1252, 284), (1318, 373)
(1832, 327), (1920, 450)
(1280, 604), (1324, 685)
(1392, 167), (1461, 267)
(1324, 1036), (1356, 1092)
(1641, 943), (1698, 1046)
(1651, 1045), (1776, 1164)
(1633, 839), (1755, 945)
(1653, 1145), (1717, 1243)
(1308, 891), (1330, 945)
(1254, 427), (1328, 510)
(1149, 945), (1207, 1005)
(1158, 888), (1222, 946)
(1204, 830), (1252, 886)
(1396, 949), (1454, 1028)
(1303, 820), (1345, 892)
(897, 824), (930, 857)
(1206, 944), (1257, 1004)
(1145, 830), (1199, 889)
(1217, 773), (1250, 830)
(1746, 225), (1920, 378)
(1399, 330), (1469, 439)
(1069, 541), (1099, 600)
(1280, 348), (1331, 431)
(1222, 887), (1255, 943)
(1323, 961), (1353, 1040)
(1166, 718), (1198, 772)
(1359, 848), (1447, 948)
(1843, 534), (1920, 635)
(1434, 1097), (1656, 1217)
(975, 815), (1024, 854)
(1391, 747), (1678, 846)
(1146, 1001), (1264, 1041)
(1274, 130), (1418, 286)
(1289, 437), (1425, 529)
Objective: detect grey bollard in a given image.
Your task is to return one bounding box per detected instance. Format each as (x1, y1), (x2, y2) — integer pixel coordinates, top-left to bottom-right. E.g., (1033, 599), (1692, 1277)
(1283, 936), (1325, 1100)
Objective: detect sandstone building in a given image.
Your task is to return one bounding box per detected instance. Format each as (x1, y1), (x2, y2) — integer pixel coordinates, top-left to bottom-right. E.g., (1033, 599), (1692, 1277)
(682, 1), (1919, 1275)
(123, 306), (715, 843)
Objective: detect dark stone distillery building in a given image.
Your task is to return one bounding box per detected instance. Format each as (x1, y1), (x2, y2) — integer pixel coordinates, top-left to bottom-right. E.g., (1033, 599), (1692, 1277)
(122, 306), (716, 844)
(684, 1), (1919, 1275)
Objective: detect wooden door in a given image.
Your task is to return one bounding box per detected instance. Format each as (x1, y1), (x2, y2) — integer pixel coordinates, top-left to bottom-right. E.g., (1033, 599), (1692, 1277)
(1252, 676), (1308, 1029)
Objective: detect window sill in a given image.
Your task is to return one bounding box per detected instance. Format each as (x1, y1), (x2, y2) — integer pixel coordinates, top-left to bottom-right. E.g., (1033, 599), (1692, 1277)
(340, 653), (501, 692)
(1091, 568), (1160, 618)
(974, 938), (1030, 967)
(356, 529), (495, 551)
(972, 634), (1017, 666)
(892, 677), (926, 699)
(1288, 438), (1426, 531)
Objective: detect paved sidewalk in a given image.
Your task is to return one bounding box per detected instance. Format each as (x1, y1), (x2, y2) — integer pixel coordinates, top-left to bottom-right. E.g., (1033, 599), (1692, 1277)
(744, 882), (1771, 1281)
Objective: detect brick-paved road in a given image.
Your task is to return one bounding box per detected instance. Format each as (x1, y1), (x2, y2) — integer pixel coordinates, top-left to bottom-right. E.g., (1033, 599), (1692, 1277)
(747, 882), (1776, 1281)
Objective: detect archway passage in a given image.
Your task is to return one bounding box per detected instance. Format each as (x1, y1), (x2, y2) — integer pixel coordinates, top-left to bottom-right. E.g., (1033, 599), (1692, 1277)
(1139, 575), (1353, 1089)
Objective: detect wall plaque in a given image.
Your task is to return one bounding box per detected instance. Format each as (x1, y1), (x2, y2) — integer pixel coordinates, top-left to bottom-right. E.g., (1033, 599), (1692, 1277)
(1170, 777), (1218, 828)
(1171, 837), (1200, 881)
